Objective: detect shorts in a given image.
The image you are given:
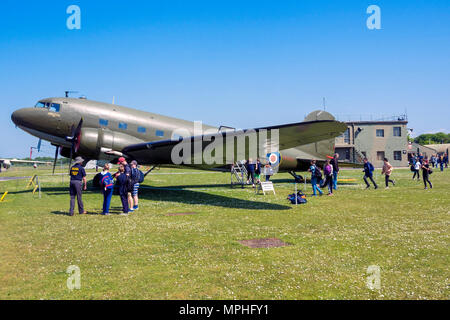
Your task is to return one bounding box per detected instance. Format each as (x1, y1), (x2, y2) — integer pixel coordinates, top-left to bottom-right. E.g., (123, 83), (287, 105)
(132, 183), (140, 196)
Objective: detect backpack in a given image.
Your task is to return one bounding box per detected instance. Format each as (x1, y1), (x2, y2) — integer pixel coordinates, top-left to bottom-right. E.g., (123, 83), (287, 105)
(287, 191), (307, 205)
(101, 174), (114, 190)
(126, 176), (134, 193)
(324, 164), (332, 176)
(138, 169), (144, 183)
(313, 165), (322, 179)
(131, 168), (145, 184)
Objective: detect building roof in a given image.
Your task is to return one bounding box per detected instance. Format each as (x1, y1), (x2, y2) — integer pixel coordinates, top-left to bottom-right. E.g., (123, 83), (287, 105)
(424, 144), (450, 153)
(345, 121), (408, 125)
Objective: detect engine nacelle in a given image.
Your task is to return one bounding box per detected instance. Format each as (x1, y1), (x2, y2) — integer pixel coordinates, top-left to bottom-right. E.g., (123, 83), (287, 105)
(61, 127), (144, 160)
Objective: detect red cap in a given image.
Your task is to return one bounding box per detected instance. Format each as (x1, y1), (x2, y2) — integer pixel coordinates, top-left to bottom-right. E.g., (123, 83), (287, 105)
(118, 157), (126, 163)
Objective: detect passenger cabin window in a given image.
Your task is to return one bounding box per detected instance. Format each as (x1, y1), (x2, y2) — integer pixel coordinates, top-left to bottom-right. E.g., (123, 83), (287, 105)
(376, 129), (384, 137)
(49, 103), (60, 112)
(99, 119), (109, 126)
(35, 102), (46, 108)
(156, 130), (164, 137)
(118, 122), (128, 130)
(137, 127), (146, 133)
(393, 127), (401, 137)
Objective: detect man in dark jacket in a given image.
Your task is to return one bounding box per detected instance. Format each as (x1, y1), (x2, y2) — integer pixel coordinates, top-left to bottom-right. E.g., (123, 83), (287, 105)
(330, 153), (340, 190)
(246, 158), (256, 187)
(69, 156), (87, 216)
(363, 158), (378, 189)
(116, 164), (130, 215)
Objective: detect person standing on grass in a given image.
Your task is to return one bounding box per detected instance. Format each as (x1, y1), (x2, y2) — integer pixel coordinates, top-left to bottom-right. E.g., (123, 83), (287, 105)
(69, 156), (87, 216)
(433, 155), (438, 168)
(322, 159), (333, 196)
(246, 158), (256, 187)
(100, 164), (114, 215)
(264, 163), (273, 181)
(363, 158), (378, 189)
(438, 154), (444, 171)
(422, 159), (433, 189)
(116, 164), (130, 215)
(116, 157), (134, 212)
(308, 160), (323, 196)
(413, 159), (421, 180)
(330, 153), (340, 190)
(254, 158), (262, 184)
(130, 160), (140, 211)
(381, 158), (395, 189)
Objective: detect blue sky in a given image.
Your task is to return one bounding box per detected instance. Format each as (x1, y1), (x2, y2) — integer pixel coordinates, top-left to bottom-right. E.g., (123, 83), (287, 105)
(1, 0), (449, 158)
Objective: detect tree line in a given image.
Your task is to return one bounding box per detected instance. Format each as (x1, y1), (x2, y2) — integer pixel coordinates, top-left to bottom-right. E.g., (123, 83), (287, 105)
(414, 132), (450, 145)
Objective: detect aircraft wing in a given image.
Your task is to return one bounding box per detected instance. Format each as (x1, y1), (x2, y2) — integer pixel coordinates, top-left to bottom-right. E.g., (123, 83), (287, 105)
(122, 120), (347, 166)
(0, 159), (52, 164)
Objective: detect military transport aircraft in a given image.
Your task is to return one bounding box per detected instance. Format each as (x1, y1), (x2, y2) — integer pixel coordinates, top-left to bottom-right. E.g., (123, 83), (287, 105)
(11, 97), (348, 178)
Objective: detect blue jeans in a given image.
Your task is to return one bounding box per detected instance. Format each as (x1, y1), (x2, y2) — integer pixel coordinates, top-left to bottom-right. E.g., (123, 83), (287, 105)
(311, 177), (323, 195)
(332, 171), (338, 190)
(102, 188), (113, 214)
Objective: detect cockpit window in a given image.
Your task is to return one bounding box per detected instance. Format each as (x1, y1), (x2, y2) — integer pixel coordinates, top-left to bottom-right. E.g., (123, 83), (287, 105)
(34, 102), (60, 112)
(49, 103), (60, 112)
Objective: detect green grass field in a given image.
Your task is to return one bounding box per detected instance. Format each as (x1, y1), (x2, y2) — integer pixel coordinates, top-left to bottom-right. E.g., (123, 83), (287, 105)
(0, 166), (448, 299)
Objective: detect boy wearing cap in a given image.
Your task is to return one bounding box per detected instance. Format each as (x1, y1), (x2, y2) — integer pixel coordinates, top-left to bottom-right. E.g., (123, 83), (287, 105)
(116, 157), (134, 212)
(69, 156), (87, 216)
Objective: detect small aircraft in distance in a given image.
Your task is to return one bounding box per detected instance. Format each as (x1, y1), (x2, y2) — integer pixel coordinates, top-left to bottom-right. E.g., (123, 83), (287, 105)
(0, 158), (52, 172)
(11, 96), (349, 179)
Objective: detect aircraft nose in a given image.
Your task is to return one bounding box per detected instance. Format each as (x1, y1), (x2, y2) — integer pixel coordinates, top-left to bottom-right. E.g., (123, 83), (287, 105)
(11, 108), (33, 127)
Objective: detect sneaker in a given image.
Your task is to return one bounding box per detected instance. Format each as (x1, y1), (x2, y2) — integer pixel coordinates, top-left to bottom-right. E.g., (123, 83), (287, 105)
(128, 208), (134, 212)
(392, 180), (396, 186)
(101, 212), (109, 216)
(133, 206), (139, 211)
(385, 186), (389, 189)
(80, 211), (87, 215)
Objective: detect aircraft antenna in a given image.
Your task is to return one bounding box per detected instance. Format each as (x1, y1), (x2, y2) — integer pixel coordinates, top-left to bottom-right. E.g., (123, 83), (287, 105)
(65, 90), (78, 98)
(323, 97), (326, 111)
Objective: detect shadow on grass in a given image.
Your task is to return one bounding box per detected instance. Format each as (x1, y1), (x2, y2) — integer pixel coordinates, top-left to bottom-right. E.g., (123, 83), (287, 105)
(51, 209), (125, 216)
(11, 186), (291, 211)
(138, 187), (291, 210)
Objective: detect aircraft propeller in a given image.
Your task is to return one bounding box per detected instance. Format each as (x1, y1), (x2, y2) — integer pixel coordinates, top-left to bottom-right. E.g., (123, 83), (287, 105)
(66, 118), (83, 173)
